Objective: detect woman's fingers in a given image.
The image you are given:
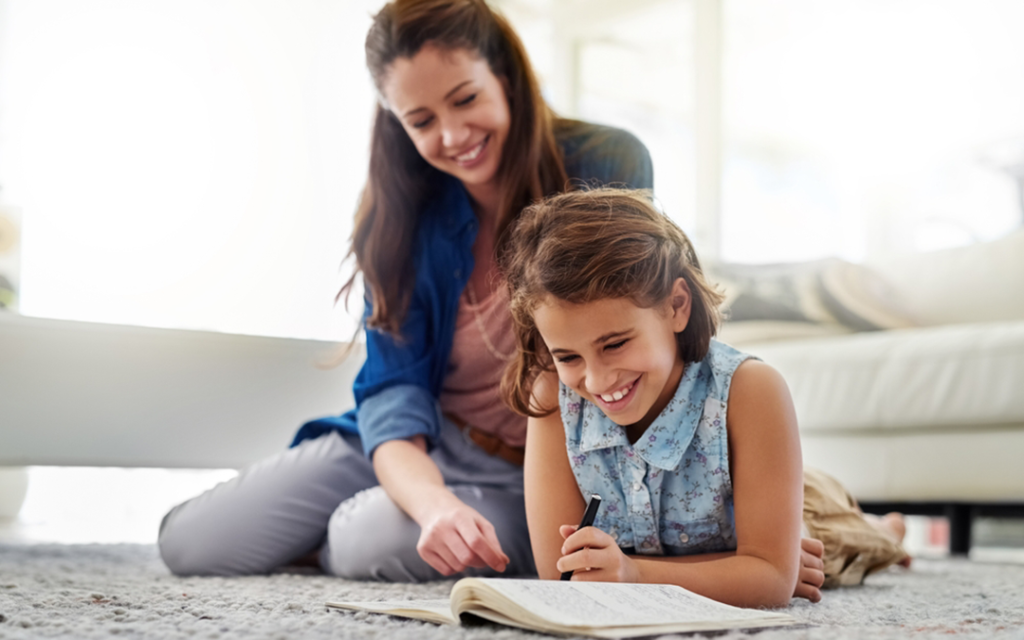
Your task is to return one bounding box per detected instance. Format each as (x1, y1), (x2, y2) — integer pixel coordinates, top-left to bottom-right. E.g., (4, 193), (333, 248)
(417, 505), (509, 575)
(420, 547), (458, 576)
(456, 518), (508, 572)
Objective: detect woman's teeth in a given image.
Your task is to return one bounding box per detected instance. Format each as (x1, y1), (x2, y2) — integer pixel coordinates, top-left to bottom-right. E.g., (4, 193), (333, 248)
(455, 140), (485, 162)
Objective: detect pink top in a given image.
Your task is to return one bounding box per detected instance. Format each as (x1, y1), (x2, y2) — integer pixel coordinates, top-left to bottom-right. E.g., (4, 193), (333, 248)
(439, 286), (527, 447)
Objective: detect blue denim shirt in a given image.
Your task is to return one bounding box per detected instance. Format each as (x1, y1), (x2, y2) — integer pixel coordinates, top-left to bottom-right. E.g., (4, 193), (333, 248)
(292, 121), (653, 458)
(559, 340), (756, 556)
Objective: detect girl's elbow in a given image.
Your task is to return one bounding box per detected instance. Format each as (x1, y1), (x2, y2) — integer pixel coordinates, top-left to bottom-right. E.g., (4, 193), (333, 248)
(762, 564), (798, 608)
(744, 557), (797, 608)
(761, 582), (794, 609)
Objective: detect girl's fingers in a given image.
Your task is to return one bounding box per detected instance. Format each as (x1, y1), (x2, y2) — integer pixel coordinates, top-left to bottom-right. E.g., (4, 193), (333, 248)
(801, 567), (825, 588)
(560, 526), (614, 555)
(802, 551), (824, 571)
(555, 545), (601, 575)
(801, 537), (825, 558)
(794, 581), (822, 603)
(569, 566), (606, 582)
(559, 524), (579, 539)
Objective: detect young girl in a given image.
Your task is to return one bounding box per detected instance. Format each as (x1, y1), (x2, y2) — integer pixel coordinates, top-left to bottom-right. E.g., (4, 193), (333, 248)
(500, 189), (908, 608)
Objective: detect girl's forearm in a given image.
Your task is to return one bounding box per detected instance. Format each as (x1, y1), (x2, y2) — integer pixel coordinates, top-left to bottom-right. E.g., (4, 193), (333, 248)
(630, 553), (796, 609)
(372, 437), (462, 525)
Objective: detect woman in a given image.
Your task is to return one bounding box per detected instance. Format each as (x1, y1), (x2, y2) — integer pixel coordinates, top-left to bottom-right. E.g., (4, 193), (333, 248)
(158, 0), (651, 581)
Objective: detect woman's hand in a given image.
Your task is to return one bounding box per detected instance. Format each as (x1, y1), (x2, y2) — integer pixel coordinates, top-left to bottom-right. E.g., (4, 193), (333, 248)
(794, 537), (825, 602)
(416, 496), (510, 576)
(556, 524), (639, 582)
(372, 436), (509, 577)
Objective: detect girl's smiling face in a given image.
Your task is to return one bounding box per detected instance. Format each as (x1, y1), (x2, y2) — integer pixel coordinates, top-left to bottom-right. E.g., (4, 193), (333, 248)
(382, 44), (510, 199)
(532, 279), (692, 433)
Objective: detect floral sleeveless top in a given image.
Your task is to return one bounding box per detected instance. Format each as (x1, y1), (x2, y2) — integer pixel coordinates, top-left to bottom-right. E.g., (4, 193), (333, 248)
(559, 340), (756, 556)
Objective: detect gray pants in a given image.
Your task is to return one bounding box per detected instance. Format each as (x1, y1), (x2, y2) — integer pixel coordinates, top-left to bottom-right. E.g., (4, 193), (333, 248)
(158, 418), (534, 581)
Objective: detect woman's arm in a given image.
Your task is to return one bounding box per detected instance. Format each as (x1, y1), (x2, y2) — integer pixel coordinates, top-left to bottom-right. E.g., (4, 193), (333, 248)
(373, 435), (509, 576)
(558, 360), (803, 608)
(524, 372), (587, 580)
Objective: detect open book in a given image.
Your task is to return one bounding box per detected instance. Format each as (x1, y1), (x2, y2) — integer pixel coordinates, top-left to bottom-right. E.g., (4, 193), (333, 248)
(327, 578), (799, 638)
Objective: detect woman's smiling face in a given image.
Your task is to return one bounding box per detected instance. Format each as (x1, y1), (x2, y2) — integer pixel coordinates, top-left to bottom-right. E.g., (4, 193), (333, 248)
(532, 281), (692, 433)
(382, 44), (510, 196)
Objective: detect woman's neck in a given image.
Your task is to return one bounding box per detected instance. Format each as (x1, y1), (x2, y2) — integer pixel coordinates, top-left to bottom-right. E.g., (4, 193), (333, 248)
(464, 180), (501, 225)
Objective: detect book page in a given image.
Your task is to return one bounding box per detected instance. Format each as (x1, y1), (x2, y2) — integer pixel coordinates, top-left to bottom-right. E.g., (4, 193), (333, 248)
(326, 599), (456, 625)
(472, 580), (792, 629)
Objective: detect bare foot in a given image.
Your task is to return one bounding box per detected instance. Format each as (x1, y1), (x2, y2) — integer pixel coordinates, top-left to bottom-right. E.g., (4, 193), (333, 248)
(865, 512), (912, 567)
(882, 512), (906, 541)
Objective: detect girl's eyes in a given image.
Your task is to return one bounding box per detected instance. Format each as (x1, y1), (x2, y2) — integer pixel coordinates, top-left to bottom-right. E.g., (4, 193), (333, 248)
(554, 340), (627, 364)
(411, 116), (434, 129)
(455, 93), (477, 107)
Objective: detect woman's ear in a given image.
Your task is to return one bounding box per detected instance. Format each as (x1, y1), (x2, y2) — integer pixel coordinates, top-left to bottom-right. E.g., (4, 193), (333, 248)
(671, 277), (692, 332)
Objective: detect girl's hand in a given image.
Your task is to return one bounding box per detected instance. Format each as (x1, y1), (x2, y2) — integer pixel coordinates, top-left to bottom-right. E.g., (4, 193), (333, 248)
(794, 537), (825, 602)
(416, 498), (510, 576)
(556, 524), (639, 582)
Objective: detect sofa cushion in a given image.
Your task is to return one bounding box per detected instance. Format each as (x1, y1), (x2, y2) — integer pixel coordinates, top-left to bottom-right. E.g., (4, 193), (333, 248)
(708, 259), (915, 333)
(866, 228), (1024, 325)
(744, 322), (1024, 434)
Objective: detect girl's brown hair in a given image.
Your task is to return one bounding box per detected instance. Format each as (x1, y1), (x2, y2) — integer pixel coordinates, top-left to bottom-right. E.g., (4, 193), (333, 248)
(500, 189), (725, 417)
(340, 0), (568, 337)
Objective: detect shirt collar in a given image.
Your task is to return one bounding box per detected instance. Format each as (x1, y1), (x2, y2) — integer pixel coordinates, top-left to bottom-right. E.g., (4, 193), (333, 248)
(578, 359), (711, 470)
(429, 173), (478, 238)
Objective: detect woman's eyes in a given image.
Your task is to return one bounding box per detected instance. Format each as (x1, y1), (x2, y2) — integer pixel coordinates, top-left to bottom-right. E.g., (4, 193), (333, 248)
(605, 340), (628, 351)
(409, 94), (477, 129)
(556, 354), (580, 364)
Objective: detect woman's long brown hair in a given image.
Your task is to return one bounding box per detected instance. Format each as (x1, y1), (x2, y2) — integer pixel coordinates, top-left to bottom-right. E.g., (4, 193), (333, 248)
(340, 0), (568, 338)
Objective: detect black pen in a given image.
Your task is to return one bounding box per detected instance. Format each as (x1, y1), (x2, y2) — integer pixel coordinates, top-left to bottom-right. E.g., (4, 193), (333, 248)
(561, 494), (602, 581)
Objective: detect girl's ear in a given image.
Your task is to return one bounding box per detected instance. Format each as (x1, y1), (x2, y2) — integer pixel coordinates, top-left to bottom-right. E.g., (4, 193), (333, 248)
(670, 277), (692, 333)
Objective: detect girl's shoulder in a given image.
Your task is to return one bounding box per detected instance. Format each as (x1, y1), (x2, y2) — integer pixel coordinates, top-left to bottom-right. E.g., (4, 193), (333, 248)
(704, 339), (761, 403)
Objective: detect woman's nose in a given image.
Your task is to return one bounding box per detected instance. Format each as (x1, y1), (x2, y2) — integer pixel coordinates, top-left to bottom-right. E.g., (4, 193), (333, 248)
(440, 115), (471, 149)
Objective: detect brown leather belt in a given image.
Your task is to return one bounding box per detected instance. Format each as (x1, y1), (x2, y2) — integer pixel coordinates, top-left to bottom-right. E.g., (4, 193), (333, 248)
(446, 413), (525, 467)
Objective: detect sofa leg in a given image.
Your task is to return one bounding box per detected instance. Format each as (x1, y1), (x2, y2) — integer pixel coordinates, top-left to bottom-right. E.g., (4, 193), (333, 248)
(945, 504), (974, 556)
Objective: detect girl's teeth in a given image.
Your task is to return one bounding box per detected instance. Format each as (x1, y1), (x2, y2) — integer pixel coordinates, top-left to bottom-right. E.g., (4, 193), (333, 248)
(600, 387), (628, 403)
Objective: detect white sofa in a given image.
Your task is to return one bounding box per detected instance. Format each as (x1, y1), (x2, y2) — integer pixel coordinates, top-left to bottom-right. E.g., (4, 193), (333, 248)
(717, 229), (1024, 553)
(0, 314), (359, 470)
(3, 231), (1022, 551)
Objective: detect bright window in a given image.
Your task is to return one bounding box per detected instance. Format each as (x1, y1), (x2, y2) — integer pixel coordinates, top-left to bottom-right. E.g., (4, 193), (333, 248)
(722, 0), (1024, 263)
(0, 0), (382, 340)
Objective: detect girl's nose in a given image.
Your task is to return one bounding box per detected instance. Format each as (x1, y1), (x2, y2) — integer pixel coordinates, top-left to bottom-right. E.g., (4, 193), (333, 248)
(584, 364), (616, 397)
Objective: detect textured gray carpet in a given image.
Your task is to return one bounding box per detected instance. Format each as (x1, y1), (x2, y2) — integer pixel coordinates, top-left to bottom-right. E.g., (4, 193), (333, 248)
(1, 544), (1023, 639)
